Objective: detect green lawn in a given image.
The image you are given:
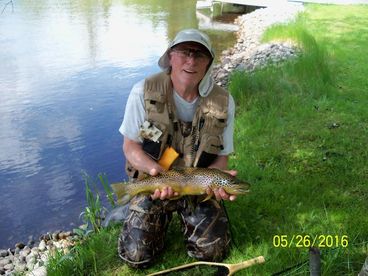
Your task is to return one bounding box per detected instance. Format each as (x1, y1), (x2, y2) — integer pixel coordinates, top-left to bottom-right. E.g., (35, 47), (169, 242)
(47, 4), (368, 276)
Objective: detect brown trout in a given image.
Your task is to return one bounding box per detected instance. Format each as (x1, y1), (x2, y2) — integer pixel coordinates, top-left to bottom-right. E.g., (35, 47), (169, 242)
(111, 167), (250, 205)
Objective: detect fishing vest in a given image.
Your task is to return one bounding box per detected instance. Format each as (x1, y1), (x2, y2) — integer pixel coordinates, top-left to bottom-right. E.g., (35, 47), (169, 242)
(125, 72), (229, 179)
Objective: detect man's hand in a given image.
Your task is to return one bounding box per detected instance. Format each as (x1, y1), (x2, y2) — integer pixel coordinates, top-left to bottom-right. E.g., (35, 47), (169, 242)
(148, 167), (180, 200)
(148, 166), (164, 177)
(123, 138), (165, 176)
(151, 186), (179, 200)
(206, 169), (238, 201)
(206, 187), (237, 201)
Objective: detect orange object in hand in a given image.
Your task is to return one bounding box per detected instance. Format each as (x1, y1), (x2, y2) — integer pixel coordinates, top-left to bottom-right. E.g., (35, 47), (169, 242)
(158, 147), (179, 170)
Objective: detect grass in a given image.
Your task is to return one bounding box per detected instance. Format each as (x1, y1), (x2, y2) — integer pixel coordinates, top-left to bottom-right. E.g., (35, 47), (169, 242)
(47, 4), (368, 276)
(227, 4), (368, 275)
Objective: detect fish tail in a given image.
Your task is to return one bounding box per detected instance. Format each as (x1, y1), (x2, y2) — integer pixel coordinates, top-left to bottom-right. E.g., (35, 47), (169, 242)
(201, 194), (212, 202)
(111, 182), (132, 205)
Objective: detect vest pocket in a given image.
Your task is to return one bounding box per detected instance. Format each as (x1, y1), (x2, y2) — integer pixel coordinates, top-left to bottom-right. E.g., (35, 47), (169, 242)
(201, 113), (227, 136)
(142, 138), (162, 160)
(214, 117), (227, 128)
(212, 113), (227, 134)
(195, 134), (223, 168)
(144, 92), (166, 114)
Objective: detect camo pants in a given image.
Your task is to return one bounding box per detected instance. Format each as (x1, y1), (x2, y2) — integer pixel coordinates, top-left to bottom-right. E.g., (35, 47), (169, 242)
(118, 195), (230, 268)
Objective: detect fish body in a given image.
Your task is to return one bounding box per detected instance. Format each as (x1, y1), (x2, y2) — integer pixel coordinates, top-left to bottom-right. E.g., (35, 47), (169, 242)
(111, 167), (250, 205)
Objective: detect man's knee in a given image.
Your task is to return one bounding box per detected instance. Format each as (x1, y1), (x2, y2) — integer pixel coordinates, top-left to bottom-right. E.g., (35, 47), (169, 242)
(118, 226), (154, 268)
(181, 199), (231, 261)
(117, 195), (171, 268)
(187, 234), (230, 261)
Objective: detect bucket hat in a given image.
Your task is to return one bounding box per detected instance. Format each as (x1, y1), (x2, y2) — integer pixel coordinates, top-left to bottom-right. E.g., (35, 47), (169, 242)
(158, 29), (215, 97)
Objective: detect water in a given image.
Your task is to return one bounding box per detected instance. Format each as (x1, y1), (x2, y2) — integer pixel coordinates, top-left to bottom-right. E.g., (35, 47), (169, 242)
(0, 0), (237, 248)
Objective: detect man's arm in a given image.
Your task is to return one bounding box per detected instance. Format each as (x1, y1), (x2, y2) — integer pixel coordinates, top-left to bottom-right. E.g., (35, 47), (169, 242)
(208, 155), (229, 170)
(123, 137), (178, 200)
(123, 137), (163, 176)
(206, 94), (237, 201)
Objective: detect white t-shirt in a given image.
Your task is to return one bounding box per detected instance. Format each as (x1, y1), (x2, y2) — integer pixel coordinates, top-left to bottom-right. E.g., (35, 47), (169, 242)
(119, 79), (235, 155)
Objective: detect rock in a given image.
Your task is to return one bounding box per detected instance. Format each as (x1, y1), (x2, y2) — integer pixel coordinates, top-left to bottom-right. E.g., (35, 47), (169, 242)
(20, 247), (31, 257)
(0, 250), (7, 258)
(41, 232), (51, 242)
(0, 259), (11, 267)
(58, 232), (65, 240)
(38, 240), (46, 252)
(26, 253), (37, 264)
(14, 262), (27, 273)
(58, 231), (72, 239)
(15, 243), (25, 249)
(52, 232), (59, 241)
(28, 240), (35, 248)
(3, 263), (14, 271)
(27, 265), (47, 276)
(18, 255), (26, 263)
(31, 247), (40, 255)
(6, 255), (14, 263)
(40, 253), (48, 264)
(37, 259), (44, 267)
(26, 259), (35, 271)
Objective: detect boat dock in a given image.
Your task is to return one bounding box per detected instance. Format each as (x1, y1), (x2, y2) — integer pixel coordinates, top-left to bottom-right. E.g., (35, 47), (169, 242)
(198, 0), (368, 8)
(197, 0), (290, 9)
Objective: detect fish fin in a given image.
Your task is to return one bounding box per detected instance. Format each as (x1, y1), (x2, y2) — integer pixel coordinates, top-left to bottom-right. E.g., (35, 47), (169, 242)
(169, 195), (182, 201)
(201, 194), (212, 202)
(118, 194), (131, 205)
(111, 182), (125, 194)
(111, 182), (131, 205)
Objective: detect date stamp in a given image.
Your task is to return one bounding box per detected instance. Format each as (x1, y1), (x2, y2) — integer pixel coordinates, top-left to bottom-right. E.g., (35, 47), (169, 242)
(272, 234), (348, 248)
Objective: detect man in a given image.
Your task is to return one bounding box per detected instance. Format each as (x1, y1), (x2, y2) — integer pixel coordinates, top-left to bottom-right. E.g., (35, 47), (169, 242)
(118, 29), (236, 268)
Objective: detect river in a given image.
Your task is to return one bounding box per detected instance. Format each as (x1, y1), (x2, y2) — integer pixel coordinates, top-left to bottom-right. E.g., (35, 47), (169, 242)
(0, 0), (237, 248)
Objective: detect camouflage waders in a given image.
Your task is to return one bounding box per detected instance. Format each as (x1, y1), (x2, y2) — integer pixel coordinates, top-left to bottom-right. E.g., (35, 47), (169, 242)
(118, 195), (230, 268)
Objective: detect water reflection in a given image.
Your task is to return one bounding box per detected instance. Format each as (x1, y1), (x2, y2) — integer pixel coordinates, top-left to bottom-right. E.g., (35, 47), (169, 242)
(0, 0), (236, 248)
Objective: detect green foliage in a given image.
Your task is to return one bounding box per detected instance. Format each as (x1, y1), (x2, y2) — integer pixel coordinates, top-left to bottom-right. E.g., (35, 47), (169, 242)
(99, 173), (116, 208)
(229, 20), (333, 114)
(47, 226), (122, 276)
(226, 5), (368, 275)
(76, 173), (115, 237)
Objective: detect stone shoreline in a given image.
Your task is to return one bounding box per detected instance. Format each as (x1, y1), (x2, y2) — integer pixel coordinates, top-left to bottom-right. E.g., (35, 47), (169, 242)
(213, 3), (304, 86)
(0, 4), (304, 276)
(0, 230), (77, 276)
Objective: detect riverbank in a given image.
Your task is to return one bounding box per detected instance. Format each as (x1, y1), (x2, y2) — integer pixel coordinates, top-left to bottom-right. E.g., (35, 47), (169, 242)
(213, 2), (304, 85)
(0, 230), (77, 276)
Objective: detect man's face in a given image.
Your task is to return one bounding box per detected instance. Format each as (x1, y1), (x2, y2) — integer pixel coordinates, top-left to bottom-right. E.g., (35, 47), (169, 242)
(169, 42), (212, 90)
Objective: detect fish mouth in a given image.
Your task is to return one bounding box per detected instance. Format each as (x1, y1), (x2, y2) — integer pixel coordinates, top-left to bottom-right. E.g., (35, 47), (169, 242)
(232, 181), (251, 194)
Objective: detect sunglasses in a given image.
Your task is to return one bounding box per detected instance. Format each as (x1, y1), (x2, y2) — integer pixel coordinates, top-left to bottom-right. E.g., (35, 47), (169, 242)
(171, 47), (211, 61)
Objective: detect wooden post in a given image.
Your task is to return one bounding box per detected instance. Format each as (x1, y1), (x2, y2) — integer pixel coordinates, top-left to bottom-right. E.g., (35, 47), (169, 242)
(309, 247), (321, 276)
